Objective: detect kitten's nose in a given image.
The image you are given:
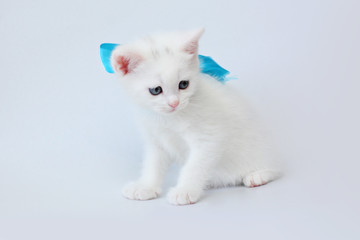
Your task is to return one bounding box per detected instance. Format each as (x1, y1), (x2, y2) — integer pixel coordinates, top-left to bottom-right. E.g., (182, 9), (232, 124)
(168, 100), (179, 108)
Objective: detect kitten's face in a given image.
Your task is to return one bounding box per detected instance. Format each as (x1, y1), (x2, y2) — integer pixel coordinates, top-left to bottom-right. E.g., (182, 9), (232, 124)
(111, 29), (204, 114)
(126, 55), (199, 114)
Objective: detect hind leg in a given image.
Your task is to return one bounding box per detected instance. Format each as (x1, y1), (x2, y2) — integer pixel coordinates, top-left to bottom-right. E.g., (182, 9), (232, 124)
(243, 170), (280, 188)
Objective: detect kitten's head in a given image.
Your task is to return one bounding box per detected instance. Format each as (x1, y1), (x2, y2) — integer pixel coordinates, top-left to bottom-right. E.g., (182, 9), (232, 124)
(111, 29), (204, 114)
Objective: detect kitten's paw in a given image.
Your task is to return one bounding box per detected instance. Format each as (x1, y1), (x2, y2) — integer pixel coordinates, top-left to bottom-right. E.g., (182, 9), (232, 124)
(122, 182), (161, 201)
(167, 187), (202, 205)
(243, 170), (280, 188)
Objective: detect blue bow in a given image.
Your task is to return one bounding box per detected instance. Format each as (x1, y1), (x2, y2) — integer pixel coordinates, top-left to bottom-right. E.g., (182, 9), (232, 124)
(100, 43), (231, 83)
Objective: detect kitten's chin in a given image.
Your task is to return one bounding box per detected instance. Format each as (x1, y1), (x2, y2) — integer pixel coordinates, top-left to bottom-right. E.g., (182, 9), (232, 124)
(162, 108), (178, 114)
(158, 106), (185, 115)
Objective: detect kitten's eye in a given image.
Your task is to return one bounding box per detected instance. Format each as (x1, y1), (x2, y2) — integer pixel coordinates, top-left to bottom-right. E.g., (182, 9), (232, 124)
(179, 80), (189, 90)
(149, 86), (162, 95)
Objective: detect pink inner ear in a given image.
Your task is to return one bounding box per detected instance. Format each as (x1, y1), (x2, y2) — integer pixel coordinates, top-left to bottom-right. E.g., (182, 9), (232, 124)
(114, 54), (141, 75)
(184, 41), (198, 54)
(183, 29), (204, 54)
(116, 56), (131, 74)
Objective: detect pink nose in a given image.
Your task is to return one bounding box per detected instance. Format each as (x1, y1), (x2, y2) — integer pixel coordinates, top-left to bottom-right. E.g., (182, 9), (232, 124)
(168, 100), (179, 108)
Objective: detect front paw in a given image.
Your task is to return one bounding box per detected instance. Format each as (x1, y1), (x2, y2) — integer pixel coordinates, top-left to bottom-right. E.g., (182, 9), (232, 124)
(122, 182), (161, 201)
(167, 187), (202, 205)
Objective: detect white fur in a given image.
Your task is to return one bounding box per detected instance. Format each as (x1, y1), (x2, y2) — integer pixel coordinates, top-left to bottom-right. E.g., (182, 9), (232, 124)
(111, 29), (281, 205)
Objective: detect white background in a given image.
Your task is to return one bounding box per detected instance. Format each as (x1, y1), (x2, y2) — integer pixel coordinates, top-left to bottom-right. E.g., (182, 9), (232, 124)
(1, 0), (359, 239)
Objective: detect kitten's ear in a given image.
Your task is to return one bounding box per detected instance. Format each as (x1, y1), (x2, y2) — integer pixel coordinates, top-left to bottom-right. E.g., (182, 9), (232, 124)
(111, 48), (142, 75)
(183, 28), (205, 55)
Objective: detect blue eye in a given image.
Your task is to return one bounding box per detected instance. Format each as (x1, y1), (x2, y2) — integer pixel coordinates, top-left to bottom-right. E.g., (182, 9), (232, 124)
(179, 80), (189, 90)
(149, 86), (162, 95)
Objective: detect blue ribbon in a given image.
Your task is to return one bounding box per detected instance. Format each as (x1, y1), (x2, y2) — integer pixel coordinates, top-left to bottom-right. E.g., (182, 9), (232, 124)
(100, 43), (231, 83)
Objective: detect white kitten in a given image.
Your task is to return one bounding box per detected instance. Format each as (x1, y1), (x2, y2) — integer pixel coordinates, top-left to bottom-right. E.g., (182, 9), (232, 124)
(111, 29), (281, 205)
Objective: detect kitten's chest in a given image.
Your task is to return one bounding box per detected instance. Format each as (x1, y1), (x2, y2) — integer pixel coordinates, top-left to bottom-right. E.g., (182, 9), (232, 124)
(155, 116), (190, 142)
(145, 116), (192, 160)
(158, 127), (189, 160)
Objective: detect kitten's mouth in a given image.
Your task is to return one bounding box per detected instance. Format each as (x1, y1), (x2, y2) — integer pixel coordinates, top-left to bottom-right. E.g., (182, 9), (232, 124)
(165, 103), (188, 113)
(166, 106), (180, 113)
(162, 103), (187, 114)
(165, 108), (176, 113)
